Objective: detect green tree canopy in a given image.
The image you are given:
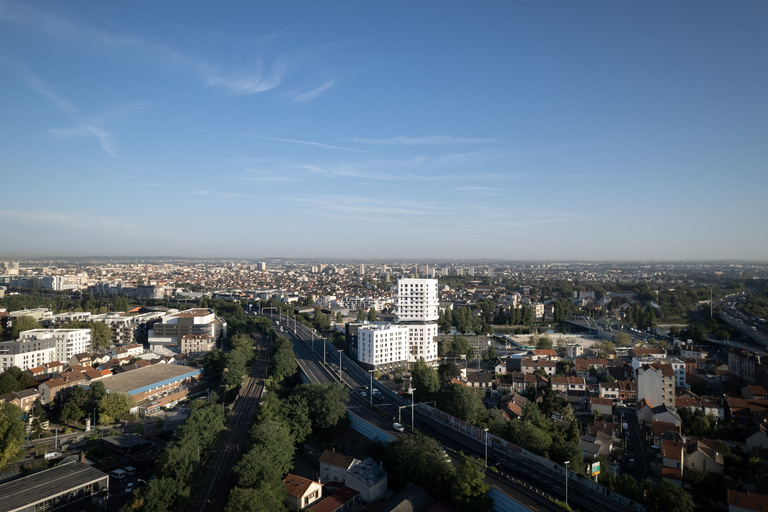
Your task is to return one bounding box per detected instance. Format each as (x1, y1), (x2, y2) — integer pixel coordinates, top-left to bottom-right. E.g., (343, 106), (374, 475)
(411, 358), (440, 401)
(0, 402), (25, 471)
(9, 316), (40, 338)
(292, 382), (349, 431)
(99, 391), (135, 423)
(450, 455), (492, 512)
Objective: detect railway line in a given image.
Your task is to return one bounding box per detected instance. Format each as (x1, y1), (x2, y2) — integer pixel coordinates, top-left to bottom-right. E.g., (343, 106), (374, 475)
(187, 335), (270, 512)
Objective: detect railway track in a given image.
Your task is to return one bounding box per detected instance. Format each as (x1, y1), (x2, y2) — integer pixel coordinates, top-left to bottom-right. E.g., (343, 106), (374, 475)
(187, 336), (270, 512)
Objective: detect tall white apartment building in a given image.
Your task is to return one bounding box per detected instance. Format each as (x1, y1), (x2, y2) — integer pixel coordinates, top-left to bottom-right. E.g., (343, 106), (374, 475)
(357, 324), (409, 372)
(19, 329), (91, 363)
(394, 278), (439, 363)
(395, 278), (439, 323)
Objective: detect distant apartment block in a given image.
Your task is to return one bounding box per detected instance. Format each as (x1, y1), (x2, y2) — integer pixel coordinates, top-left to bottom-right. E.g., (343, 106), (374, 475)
(0, 336), (57, 372)
(89, 311), (165, 346)
(19, 328), (91, 364)
(180, 334), (216, 355)
(357, 323), (409, 372)
(633, 356), (686, 388)
(636, 363), (676, 409)
(148, 308), (225, 351)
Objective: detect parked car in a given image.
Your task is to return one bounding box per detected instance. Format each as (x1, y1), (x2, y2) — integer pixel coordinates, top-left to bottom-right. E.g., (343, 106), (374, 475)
(392, 422), (405, 432)
(125, 482), (134, 493)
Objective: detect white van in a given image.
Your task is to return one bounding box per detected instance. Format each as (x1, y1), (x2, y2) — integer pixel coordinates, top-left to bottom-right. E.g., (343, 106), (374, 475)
(392, 422), (404, 432)
(110, 469), (126, 481)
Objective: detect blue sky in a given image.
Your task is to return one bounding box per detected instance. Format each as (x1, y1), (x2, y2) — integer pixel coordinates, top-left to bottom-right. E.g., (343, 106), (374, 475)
(1, 1), (767, 261)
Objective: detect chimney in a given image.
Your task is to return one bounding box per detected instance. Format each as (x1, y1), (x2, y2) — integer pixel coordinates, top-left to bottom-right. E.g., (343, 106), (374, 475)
(80, 452), (85, 463)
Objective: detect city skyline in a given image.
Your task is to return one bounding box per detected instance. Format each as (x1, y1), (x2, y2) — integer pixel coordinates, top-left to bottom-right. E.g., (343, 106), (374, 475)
(2, 1), (767, 261)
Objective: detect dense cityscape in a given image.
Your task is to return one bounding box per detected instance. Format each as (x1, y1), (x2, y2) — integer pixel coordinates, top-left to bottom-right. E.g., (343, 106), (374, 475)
(2, 2), (767, 512)
(1, 257), (768, 512)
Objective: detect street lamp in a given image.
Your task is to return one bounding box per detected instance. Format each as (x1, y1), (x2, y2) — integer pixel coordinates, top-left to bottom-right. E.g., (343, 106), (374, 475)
(484, 428), (489, 468)
(409, 387), (416, 431)
(368, 369), (375, 408)
(564, 460), (570, 507)
(339, 349), (344, 380)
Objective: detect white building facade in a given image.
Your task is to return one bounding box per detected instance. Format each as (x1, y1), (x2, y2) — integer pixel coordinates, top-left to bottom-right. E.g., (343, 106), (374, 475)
(357, 323), (409, 372)
(394, 278), (439, 364)
(19, 328), (91, 363)
(0, 338), (57, 372)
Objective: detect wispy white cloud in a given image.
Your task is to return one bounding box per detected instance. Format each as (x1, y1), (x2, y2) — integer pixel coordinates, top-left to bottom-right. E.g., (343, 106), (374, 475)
(0, 51), (124, 158)
(241, 169), (305, 182)
(290, 80), (336, 103)
(201, 58), (287, 96)
(244, 134), (368, 153)
(195, 190), (212, 195)
(49, 124), (117, 158)
(349, 135), (496, 145)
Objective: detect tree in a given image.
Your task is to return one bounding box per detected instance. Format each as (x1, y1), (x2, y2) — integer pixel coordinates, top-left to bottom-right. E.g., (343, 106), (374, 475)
(449, 335), (474, 359)
(437, 384), (486, 424)
(236, 420), (295, 486)
(226, 483), (287, 512)
(483, 345), (497, 362)
(0, 402), (25, 471)
(9, 316), (40, 338)
(356, 309), (365, 322)
(90, 321), (113, 350)
(450, 455), (492, 512)
(411, 358), (440, 401)
(292, 382), (349, 431)
(367, 307), (377, 322)
(438, 361), (460, 382)
(271, 337), (298, 383)
(335, 311), (343, 323)
(536, 336), (553, 350)
(99, 391), (135, 423)
(387, 433), (454, 500)
(112, 295), (129, 313)
(645, 481), (695, 512)
(616, 332), (631, 346)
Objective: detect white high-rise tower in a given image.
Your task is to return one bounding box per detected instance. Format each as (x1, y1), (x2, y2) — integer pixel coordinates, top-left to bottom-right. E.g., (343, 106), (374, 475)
(395, 278), (439, 363)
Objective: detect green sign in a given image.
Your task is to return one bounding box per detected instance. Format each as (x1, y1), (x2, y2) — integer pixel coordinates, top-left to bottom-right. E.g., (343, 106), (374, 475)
(591, 462), (600, 474)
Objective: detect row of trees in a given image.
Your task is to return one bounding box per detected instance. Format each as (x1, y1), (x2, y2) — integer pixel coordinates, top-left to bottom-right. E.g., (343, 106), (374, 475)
(123, 400), (226, 512)
(224, 326), (350, 511)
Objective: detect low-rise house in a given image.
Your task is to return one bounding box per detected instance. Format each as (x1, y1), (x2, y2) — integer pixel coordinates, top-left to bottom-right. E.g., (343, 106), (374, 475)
(344, 457), (387, 503)
(284, 474), (323, 511)
(746, 419), (768, 452)
(727, 397), (768, 423)
(306, 486), (360, 512)
(743, 385), (768, 401)
(319, 450), (356, 484)
(590, 396), (614, 416)
(661, 438), (684, 486)
(651, 420), (681, 447)
(599, 381), (620, 400)
(0, 388), (40, 414)
(500, 393), (528, 420)
(466, 371), (494, 390)
(39, 372), (87, 403)
(617, 380), (637, 404)
(728, 489), (768, 512)
(521, 358), (555, 377)
(686, 437), (724, 474)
